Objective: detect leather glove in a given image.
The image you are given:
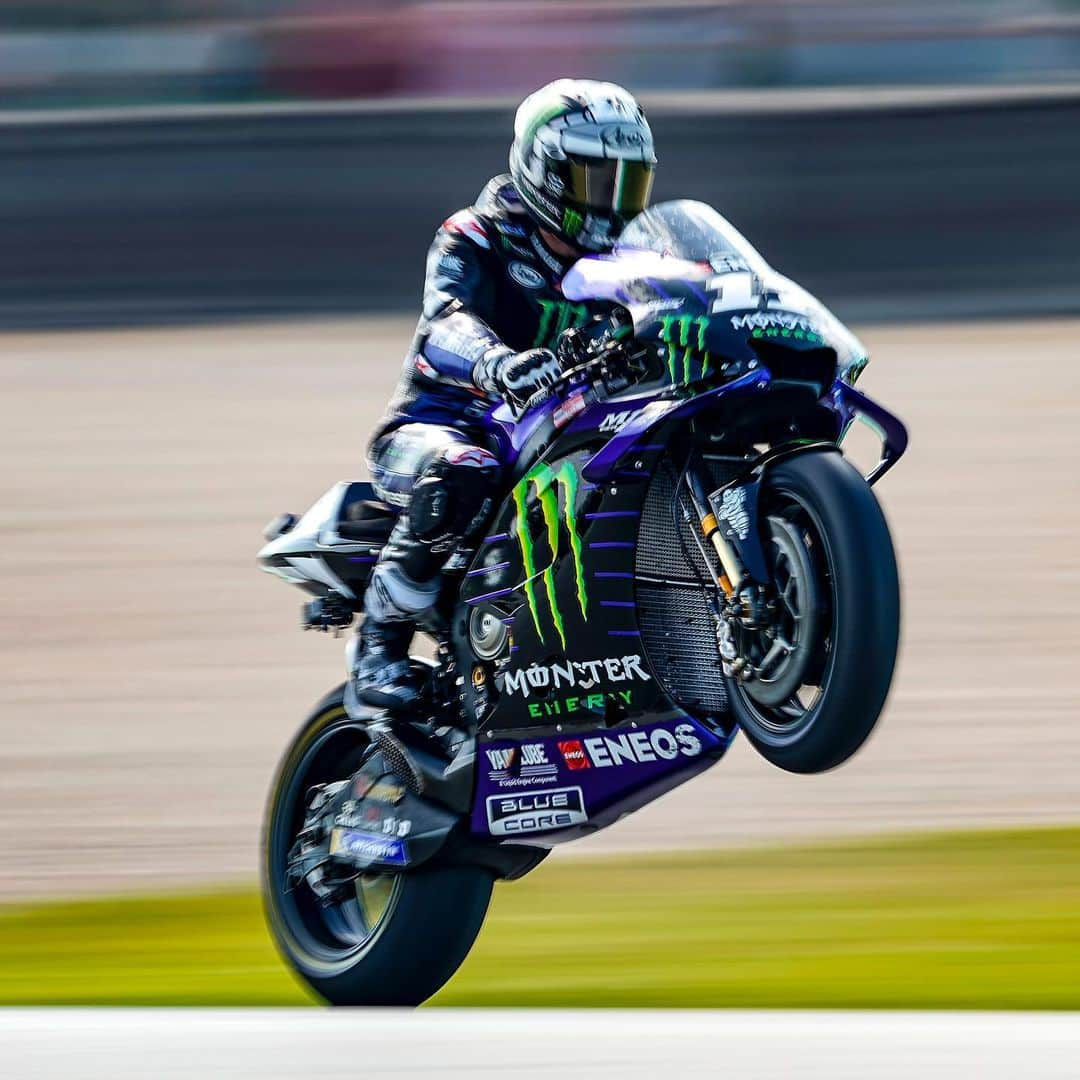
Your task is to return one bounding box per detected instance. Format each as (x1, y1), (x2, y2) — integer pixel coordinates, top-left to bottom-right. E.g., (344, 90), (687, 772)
(475, 347), (561, 407)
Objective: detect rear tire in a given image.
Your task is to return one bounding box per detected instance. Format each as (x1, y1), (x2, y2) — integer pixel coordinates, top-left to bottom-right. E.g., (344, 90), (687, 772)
(729, 450), (900, 773)
(262, 685), (493, 1005)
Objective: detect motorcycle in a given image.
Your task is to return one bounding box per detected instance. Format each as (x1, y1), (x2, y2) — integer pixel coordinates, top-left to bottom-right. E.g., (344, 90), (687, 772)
(258, 200), (907, 1005)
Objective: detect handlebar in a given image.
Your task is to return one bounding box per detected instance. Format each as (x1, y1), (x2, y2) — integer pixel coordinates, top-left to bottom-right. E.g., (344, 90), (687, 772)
(508, 335), (636, 420)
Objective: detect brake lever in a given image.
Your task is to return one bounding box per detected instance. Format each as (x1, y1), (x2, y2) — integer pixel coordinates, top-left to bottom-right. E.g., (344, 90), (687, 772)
(509, 341), (633, 420)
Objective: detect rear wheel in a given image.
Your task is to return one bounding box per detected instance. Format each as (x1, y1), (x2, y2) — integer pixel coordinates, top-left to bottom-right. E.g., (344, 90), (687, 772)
(262, 685), (492, 1005)
(728, 450), (900, 773)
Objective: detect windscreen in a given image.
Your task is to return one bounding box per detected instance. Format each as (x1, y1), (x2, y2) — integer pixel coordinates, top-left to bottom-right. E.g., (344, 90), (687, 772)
(616, 200), (767, 272)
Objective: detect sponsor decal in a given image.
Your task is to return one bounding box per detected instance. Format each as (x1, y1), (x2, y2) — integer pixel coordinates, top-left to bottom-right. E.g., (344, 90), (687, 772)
(329, 827), (409, 866)
(553, 391), (587, 429)
(486, 747), (517, 771)
(716, 487), (750, 540)
(658, 314), (712, 385)
(529, 232), (566, 276)
(646, 297), (686, 314)
(599, 407), (643, 434)
(504, 655), (651, 699)
(436, 252), (465, 280)
(428, 323), (491, 365)
(528, 688), (634, 719)
(510, 460), (588, 648)
(500, 221), (528, 238)
(472, 664), (487, 689)
(558, 722), (703, 770)
(709, 253), (751, 275)
(415, 354), (437, 379)
(562, 207), (585, 238)
(337, 802), (412, 837)
(486, 786), (587, 836)
(533, 299), (590, 347)
(354, 778), (406, 805)
(509, 261), (545, 290)
(531, 187), (562, 219)
(729, 310), (823, 344)
(557, 739), (589, 770)
(600, 124), (647, 150)
(501, 236), (533, 258)
(485, 742), (559, 786)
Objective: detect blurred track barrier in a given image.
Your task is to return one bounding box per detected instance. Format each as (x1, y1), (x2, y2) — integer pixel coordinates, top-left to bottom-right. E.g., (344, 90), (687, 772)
(2, 86), (1079, 329)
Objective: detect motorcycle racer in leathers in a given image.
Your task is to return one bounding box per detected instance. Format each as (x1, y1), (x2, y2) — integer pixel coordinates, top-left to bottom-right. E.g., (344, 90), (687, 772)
(351, 78), (657, 712)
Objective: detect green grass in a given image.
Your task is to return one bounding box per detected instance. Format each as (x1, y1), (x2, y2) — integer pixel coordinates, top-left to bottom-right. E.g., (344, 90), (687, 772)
(1, 827), (1078, 1008)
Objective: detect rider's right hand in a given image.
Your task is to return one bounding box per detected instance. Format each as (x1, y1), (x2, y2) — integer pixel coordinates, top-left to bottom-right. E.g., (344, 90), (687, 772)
(475, 347), (561, 407)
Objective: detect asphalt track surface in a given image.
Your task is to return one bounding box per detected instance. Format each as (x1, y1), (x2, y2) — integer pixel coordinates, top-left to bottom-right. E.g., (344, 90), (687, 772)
(3, 1009), (1079, 1078)
(3, 315), (1080, 899)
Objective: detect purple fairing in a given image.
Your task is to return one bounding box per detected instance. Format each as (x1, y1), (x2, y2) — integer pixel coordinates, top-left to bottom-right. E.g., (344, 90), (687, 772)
(480, 366), (907, 488)
(830, 380), (910, 486)
(471, 715), (733, 841)
(579, 369), (770, 482)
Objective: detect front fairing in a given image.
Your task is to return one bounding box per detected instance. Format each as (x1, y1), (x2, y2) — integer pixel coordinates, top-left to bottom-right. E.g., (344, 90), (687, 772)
(561, 200), (869, 387)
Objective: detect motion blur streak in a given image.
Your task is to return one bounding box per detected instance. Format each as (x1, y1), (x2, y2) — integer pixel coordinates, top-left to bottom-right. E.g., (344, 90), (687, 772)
(2, 1010), (1079, 1079)
(3, 316), (1078, 900)
(2, 1), (1079, 110)
(4, 90), (1080, 328)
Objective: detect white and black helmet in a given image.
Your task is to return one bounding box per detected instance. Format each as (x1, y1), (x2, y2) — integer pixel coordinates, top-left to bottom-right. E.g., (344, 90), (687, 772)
(509, 78), (656, 253)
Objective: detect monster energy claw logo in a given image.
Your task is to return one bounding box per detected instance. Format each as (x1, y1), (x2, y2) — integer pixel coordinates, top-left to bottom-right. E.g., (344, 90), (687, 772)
(533, 299), (589, 348)
(658, 314), (712, 384)
(512, 461), (588, 648)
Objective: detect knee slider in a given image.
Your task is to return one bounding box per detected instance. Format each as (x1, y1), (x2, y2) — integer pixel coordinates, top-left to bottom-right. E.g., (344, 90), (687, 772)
(411, 450), (498, 542)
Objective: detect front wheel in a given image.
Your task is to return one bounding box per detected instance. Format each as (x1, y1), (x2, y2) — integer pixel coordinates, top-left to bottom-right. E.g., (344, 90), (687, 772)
(727, 450), (900, 773)
(261, 685), (493, 1005)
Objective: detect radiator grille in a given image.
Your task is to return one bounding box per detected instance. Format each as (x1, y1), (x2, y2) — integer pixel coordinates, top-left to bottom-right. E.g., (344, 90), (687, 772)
(635, 457), (742, 717)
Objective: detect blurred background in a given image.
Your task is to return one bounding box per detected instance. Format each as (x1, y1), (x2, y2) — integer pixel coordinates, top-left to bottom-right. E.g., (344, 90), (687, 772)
(2, 0), (1079, 1010)
(2, 0), (1080, 108)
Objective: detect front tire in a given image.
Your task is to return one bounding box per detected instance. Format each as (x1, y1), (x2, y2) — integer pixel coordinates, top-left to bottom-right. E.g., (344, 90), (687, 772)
(728, 450), (900, 773)
(261, 685), (493, 1005)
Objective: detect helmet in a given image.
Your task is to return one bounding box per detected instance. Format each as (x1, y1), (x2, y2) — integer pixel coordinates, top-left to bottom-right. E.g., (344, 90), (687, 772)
(509, 78), (656, 253)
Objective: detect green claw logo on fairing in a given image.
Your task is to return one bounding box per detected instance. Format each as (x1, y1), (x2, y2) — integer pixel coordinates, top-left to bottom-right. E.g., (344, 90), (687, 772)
(658, 314), (712, 384)
(533, 299), (590, 348)
(511, 460), (588, 648)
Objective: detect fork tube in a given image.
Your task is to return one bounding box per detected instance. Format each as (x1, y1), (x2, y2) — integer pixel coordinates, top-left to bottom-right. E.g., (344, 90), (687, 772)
(684, 467), (744, 595)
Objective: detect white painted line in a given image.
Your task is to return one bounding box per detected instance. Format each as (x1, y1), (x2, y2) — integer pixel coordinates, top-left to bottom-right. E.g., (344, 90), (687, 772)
(1, 1009), (1078, 1079)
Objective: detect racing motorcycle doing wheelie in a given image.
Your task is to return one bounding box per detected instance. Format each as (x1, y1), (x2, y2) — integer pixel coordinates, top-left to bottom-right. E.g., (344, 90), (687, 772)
(258, 201), (907, 1006)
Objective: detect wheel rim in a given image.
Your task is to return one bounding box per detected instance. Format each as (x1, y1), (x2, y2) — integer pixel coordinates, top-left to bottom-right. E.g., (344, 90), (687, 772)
(267, 716), (403, 976)
(733, 490), (835, 744)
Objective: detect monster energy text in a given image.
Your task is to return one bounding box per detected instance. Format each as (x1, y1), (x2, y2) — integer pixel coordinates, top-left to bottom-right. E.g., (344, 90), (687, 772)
(504, 654), (652, 699)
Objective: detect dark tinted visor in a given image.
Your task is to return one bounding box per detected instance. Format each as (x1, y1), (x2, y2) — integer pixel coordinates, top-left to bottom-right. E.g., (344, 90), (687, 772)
(566, 156), (655, 217)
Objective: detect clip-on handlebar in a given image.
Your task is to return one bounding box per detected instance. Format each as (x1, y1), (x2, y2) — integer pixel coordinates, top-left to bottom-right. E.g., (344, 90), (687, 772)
(508, 334), (637, 420)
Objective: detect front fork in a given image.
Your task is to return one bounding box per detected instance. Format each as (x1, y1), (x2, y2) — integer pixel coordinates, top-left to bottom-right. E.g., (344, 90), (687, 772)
(680, 456), (765, 680)
(682, 446), (823, 680)
(683, 465), (742, 597)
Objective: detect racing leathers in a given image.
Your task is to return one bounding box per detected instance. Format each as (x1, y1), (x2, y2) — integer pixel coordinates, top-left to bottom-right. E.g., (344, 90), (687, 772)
(353, 174), (609, 710)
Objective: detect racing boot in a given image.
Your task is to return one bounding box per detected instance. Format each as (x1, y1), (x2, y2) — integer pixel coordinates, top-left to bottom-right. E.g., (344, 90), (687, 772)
(349, 560), (440, 713)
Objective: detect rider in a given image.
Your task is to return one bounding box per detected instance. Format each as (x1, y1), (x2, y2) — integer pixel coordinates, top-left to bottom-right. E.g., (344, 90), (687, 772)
(351, 78), (657, 712)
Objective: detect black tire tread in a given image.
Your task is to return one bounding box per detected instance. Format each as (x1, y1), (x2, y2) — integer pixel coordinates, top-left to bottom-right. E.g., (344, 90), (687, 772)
(732, 449), (900, 774)
(261, 686), (493, 1006)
